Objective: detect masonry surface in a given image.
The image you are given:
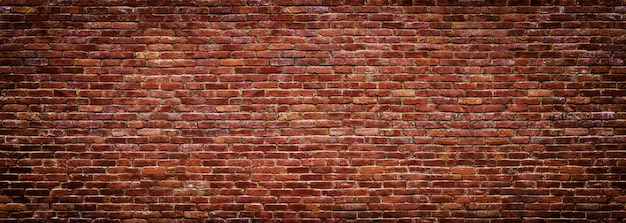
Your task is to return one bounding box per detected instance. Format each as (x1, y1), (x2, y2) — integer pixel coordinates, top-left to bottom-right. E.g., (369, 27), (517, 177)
(1, 0), (626, 222)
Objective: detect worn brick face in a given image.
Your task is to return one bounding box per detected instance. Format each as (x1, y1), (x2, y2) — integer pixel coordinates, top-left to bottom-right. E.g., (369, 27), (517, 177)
(1, 0), (626, 222)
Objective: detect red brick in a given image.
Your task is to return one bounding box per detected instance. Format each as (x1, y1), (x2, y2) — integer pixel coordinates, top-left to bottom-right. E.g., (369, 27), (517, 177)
(1, 2), (624, 222)
(451, 167), (477, 175)
(359, 166), (384, 174)
(219, 59), (244, 66)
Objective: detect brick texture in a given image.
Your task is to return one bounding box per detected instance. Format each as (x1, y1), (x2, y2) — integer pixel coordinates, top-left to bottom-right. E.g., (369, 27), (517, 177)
(1, 0), (626, 222)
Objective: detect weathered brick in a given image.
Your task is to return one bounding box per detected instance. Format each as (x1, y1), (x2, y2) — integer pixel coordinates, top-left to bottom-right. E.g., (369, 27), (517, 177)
(0, 2), (624, 223)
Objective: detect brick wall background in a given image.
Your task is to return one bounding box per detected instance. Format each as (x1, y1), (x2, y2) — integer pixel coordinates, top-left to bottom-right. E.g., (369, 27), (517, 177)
(1, 0), (626, 222)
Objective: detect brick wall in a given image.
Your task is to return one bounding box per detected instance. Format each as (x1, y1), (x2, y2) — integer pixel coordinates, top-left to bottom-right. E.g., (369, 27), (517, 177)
(1, 0), (626, 222)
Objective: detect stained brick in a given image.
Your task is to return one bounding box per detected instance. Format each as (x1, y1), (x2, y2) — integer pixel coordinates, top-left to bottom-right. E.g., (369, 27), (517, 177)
(0, 2), (624, 223)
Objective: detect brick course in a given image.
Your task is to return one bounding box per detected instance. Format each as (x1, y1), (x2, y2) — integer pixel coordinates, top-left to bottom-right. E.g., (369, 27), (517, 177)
(1, 0), (626, 222)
